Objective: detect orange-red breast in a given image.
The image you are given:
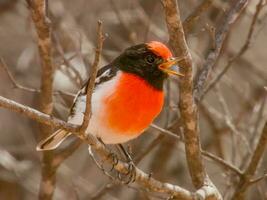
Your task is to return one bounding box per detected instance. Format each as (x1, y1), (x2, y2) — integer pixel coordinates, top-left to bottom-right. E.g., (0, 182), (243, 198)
(37, 41), (183, 151)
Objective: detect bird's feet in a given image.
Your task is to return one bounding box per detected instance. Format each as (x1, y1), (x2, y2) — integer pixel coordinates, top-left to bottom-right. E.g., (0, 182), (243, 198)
(116, 144), (136, 184)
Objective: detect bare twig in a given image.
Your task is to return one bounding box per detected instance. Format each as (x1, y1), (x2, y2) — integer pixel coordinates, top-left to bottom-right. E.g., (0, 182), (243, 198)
(110, 0), (137, 44)
(0, 96), (79, 131)
(50, 20), (104, 177)
(201, 150), (243, 176)
(79, 20), (104, 133)
(215, 86), (251, 163)
(248, 173), (267, 185)
(53, 33), (83, 86)
(149, 123), (243, 177)
(0, 149), (32, 176)
(183, 0), (214, 35)
(194, 0), (249, 102)
(134, 134), (164, 164)
(0, 58), (75, 98)
(203, 0), (266, 96)
(232, 121), (267, 199)
(150, 123), (181, 140)
(0, 58), (39, 93)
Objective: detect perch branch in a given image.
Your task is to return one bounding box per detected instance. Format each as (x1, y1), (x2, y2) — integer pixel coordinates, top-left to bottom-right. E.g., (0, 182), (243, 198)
(0, 95), (196, 200)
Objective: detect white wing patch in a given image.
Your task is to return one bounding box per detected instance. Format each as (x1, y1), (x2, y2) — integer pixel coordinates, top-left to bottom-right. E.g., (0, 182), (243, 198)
(67, 70), (139, 144)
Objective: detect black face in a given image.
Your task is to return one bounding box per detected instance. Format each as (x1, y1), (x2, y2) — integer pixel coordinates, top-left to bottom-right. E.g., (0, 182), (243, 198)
(112, 44), (168, 91)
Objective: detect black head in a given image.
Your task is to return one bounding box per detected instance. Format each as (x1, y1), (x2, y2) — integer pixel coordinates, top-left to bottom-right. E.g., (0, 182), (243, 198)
(112, 41), (182, 91)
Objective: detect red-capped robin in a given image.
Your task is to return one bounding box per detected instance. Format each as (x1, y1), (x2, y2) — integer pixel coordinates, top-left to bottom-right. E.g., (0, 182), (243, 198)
(36, 41), (183, 151)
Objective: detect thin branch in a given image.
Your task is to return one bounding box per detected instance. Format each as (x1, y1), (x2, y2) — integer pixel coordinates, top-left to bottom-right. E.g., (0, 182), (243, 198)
(0, 96), (79, 131)
(53, 33), (83, 86)
(149, 123), (243, 177)
(134, 134), (164, 164)
(203, 0), (266, 96)
(201, 150), (243, 176)
(248, 173), (267, 185)
(0, 58), (75, 98)
(150, 123), (181, 140)
(182, 0), (214, 35)
(110, 0), (137, 44)
(0, 58), (39, 93)
(50, 20), (104, 172)
(79, 20), (104, 133)
(194, 0), (249, 102)
(232, 121), (267, 199)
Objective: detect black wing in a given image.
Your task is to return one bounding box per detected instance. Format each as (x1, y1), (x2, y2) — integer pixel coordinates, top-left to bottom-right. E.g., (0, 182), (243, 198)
(69, 64), (118, 117)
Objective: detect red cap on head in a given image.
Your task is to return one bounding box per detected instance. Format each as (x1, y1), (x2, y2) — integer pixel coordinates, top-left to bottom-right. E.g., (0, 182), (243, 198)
(147, 41), (172, 59)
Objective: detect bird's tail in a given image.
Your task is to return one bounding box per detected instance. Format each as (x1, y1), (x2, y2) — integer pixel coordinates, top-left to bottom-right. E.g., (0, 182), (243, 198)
(36, 129), (71, 151)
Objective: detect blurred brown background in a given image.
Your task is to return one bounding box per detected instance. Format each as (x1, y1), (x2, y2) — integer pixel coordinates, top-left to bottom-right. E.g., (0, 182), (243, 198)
(0, 0), (267, 199)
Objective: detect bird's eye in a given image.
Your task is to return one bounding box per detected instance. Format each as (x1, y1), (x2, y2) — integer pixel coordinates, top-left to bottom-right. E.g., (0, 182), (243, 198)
(145, 54), (155, 64)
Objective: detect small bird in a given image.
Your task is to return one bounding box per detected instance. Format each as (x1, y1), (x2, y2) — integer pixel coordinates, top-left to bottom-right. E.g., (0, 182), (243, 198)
(37, 41), (183, 151)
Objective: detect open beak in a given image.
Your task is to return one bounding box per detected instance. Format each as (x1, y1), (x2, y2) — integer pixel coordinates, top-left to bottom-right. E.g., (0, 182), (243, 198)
(159, 57), (184, 77)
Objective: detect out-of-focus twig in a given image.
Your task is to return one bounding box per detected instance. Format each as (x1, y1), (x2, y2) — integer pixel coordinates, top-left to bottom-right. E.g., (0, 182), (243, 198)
(53, 33), (83, 87)
(183, 0), (214, 35)
(201, 150), (243, 176)
(0, 58), (75, 98)
(0, 57), (39, 93)
(150, 123), (180, 140)
(110, 0), (137, 44)
(194, 0), (249, 102)
(232, 121), (267, 199)
(0, 149), (32, 176)
(203, 0), (266, 96)
(48, 21), (104, 174)
(248, 173), (267, 185)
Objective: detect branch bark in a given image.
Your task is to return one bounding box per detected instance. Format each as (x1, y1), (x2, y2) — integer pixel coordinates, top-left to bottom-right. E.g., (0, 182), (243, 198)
(162, 0), (204, 187)
(27, 0), (55, 199)
(162, 0), (222, 199)
(28, 0), (54, 116)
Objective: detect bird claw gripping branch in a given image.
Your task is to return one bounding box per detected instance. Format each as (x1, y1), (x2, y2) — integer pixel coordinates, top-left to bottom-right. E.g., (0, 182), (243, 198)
(117, 161), (136, 184)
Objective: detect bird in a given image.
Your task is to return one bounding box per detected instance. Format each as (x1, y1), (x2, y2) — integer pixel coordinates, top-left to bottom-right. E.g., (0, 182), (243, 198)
(36, 41), (183, 151)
